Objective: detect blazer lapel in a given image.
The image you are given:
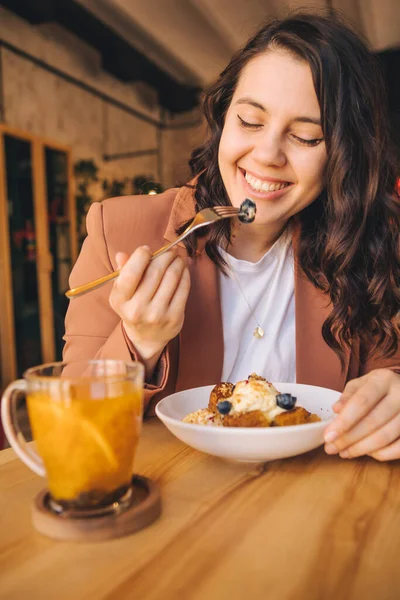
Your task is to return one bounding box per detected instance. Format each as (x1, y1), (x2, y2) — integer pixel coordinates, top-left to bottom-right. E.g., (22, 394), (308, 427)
(293, 229), (350, 392)
(162, 184), (224, 391)
(176, 252), (224, 391)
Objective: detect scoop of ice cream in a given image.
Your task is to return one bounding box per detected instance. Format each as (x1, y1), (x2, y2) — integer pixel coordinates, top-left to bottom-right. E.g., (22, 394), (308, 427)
(223, 374), (286, 421)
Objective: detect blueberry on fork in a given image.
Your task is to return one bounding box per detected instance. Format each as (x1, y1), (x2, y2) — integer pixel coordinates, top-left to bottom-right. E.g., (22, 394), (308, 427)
(238, 199), (256, 223)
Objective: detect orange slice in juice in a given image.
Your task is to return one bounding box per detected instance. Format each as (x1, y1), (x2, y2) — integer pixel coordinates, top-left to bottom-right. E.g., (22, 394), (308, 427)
(78, 418), (118, 470)
(29, 397), (118, 471)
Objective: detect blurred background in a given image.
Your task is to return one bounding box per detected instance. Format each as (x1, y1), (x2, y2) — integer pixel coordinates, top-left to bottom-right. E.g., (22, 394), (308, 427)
(0, 0), (399, 395)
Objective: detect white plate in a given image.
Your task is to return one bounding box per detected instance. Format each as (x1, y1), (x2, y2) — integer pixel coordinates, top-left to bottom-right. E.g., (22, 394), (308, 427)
(155, 382), (339, 463)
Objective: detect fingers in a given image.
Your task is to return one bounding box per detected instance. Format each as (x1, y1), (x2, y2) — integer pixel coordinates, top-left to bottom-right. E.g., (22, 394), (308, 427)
(115, 252), (129, 270)
(337, 413), (400, 459)
(111, 246), (152, 306)
(167, 267), (191, 317)
(108, 244), (190, 366)
(368, 437), (400, 461)
(325, 398), (400, 457)
(331, 374), (368, 413)
(324, 371), (390, 444)
(131, 249), (182, 303)
(111, 246), (181, 310)
(150, 256), (187, 307)
(141, 262), (190, 327)
(323, 370), (400, 461)
(109, 245), (190, 345)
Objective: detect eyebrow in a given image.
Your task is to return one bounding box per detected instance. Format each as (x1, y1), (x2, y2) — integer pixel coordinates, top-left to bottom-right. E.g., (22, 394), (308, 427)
(235, 97), (321, 126)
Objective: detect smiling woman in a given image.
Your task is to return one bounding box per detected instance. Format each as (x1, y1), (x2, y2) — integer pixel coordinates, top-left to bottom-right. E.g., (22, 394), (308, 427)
(64, 12), (400, 462)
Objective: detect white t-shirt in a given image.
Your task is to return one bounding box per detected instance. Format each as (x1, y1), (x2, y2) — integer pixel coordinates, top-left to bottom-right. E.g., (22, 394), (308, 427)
(219, 227), (296, 384)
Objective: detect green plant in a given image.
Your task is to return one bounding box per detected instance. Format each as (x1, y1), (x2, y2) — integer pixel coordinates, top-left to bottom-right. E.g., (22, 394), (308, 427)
(102, 178), (128, 198)
(74, 162), (165, 247)
(74, 159), (99, 181)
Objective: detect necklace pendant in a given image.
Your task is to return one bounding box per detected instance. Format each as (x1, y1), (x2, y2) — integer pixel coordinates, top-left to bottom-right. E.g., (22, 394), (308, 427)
(253, 326), (264, 339)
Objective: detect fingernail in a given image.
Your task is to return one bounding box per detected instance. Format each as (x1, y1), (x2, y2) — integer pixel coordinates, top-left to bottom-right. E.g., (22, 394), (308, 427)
(142, 245), (150, 251)
(324, 430), (338, 443)
(325, 443), (338, 454)
(340, 450), (350, 459)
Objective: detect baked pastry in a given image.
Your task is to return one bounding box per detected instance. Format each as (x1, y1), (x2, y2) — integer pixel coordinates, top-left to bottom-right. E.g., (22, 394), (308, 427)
(208, 382), (235, 412)
(182, 373), (320, 427)
(272, 407), (321, 426)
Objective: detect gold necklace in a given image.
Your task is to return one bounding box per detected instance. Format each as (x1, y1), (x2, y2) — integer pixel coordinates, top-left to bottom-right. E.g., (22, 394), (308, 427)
(226, 258), (265, 339)
(224, 224), (291, 339)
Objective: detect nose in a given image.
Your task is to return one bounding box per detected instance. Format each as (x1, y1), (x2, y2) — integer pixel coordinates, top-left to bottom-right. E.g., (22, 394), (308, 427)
(251, 128), (287, 168)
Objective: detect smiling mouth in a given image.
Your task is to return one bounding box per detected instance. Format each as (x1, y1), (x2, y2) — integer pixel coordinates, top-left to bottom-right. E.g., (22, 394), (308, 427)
(242, 169), (292, 193)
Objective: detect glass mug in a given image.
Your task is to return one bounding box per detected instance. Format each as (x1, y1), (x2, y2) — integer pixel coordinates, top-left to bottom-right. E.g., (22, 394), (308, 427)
(1, 360), (144, 516)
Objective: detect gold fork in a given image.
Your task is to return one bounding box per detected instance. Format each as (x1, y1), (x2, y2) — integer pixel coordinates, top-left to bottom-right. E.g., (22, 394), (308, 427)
(65, 206), (240, 299)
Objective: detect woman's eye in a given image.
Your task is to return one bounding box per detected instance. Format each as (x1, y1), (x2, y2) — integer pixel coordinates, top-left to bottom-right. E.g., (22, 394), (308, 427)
(291, 134), (324, 147)
(236, 115), (323, 145)
(237, 115), (262, 130)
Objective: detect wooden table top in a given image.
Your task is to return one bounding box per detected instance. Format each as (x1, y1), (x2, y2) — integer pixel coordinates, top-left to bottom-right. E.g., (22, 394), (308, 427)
(1, 418), (400, 600)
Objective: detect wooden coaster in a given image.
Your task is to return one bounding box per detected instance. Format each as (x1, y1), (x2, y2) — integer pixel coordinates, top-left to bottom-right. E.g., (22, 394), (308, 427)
(32, 475), (161, 542)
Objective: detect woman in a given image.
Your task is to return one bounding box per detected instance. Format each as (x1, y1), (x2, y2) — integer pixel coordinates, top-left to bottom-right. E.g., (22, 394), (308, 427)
(64, 13), (400, 460)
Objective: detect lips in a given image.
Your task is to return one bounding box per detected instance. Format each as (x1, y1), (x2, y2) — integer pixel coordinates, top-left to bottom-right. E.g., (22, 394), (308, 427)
(239, 168), (293, 197)
(245, 172), (290, 193)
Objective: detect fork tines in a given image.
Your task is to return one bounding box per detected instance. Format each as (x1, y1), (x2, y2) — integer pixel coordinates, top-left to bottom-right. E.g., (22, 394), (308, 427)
(212, 206), (239, 217)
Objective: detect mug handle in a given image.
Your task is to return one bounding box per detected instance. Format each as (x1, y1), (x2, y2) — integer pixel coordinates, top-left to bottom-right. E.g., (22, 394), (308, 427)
(1, 380), (46, 477)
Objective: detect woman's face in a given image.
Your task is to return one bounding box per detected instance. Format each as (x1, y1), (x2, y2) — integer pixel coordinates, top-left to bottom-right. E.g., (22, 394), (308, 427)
(218, 49), (328, 228)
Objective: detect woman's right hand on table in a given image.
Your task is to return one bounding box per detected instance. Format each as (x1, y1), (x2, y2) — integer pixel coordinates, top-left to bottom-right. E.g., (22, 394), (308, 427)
(109, 246), (191, 379)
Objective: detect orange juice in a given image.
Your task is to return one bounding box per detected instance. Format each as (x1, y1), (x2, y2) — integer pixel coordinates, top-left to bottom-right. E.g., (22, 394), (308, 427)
(27, 380), (142, 507)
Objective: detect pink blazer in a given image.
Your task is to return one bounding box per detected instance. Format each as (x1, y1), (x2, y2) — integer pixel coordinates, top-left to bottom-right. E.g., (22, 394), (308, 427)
(63, 186), (400, 414)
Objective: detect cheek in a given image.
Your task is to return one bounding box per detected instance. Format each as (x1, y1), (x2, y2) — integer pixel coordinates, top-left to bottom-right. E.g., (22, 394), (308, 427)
(296, 151), (326, 191)
(217, 132), (229, 171)
(219, 124), (248, 170)
(219, 131), (235, 166)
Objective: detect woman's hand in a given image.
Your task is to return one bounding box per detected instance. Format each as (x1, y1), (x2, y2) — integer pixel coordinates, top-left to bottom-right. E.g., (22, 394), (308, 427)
(324, 369), (400, 461)
(109, 246), (190, 378)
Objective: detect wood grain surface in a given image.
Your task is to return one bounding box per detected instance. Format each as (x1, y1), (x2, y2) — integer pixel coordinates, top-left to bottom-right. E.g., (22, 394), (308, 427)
(0, 419), (399, 600)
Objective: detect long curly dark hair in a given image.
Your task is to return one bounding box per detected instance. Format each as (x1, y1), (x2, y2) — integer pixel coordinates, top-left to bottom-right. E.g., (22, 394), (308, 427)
(179, 12), (400, 362)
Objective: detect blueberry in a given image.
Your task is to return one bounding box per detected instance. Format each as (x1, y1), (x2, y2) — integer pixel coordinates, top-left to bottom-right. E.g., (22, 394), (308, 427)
(276, 393), (297, 411)
(238, 199), (256, 223)
(217, 400), (232, 415)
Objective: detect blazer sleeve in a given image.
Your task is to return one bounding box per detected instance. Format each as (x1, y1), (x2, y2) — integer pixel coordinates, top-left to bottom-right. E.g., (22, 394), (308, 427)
(63, 201), (171, 412)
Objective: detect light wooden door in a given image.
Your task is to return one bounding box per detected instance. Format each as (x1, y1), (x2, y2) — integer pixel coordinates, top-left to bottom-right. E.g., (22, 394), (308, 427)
(0, 126), (76, 386)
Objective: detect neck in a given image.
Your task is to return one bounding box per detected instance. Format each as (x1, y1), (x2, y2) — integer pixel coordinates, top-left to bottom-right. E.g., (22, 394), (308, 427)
(227, 221), (288, 262)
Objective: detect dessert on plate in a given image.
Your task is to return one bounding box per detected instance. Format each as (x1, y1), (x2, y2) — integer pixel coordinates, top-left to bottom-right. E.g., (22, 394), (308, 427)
(183, 373), (321, 427)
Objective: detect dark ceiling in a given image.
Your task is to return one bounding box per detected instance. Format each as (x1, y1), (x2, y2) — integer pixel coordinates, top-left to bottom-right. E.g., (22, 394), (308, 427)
(0, 0), (201, 113)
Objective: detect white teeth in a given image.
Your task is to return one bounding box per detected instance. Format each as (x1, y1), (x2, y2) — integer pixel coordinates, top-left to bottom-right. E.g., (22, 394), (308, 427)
(244, 171), (289, 193)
